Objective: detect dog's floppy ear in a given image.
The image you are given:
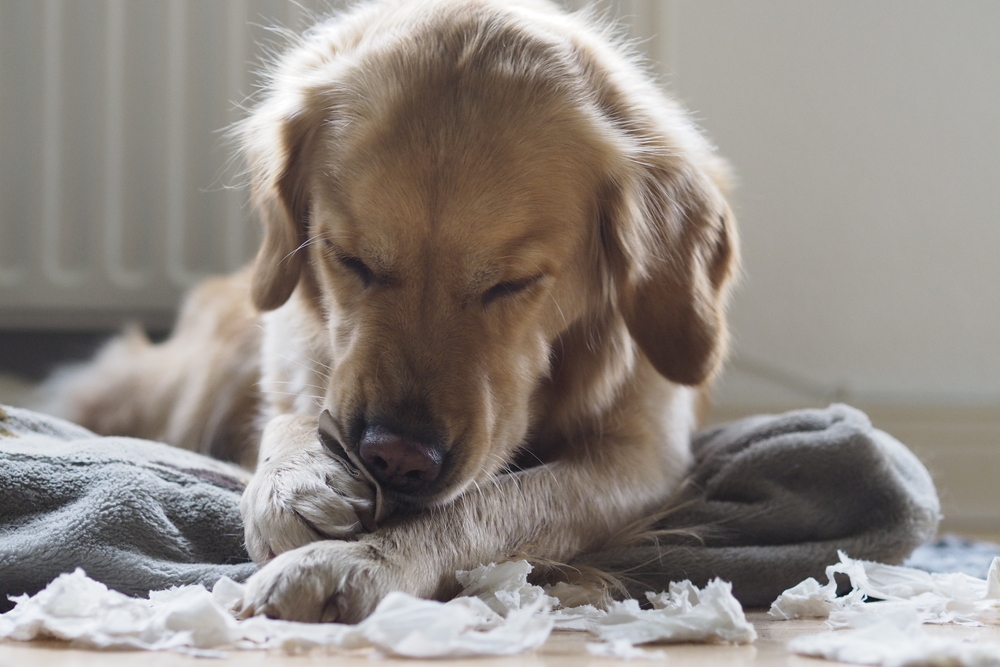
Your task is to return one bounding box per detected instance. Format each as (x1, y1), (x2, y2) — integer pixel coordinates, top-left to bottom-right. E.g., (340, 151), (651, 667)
(241, 94), (325, 311)
(602, 144), (739, 387)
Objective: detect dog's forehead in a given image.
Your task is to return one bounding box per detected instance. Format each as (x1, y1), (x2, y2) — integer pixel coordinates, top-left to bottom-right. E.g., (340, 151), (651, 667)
(309, 25), (621, 277)
(318, 112), (601, 275)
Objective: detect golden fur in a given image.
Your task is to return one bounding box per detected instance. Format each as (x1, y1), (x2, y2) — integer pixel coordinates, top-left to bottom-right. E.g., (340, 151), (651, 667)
(48, 0), (738, 622)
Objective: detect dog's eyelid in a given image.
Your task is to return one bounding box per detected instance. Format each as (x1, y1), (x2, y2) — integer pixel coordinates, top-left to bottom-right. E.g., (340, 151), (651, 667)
(322, 240), (391, 287)
(336, 252), (375, 287)
(481, 274), (544, 306)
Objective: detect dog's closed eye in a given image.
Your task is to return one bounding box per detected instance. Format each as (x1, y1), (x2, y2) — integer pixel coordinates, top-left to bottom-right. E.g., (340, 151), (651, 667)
(481, 275), (543, 307)
(337, 254), (375, 287)
(320, 241), (372, 289)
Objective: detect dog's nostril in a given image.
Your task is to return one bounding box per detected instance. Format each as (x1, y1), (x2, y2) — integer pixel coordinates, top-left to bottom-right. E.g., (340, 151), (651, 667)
(358, 424), (443, 491)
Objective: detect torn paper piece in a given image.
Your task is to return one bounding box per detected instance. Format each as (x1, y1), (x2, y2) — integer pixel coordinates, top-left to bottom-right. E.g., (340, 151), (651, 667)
(768, 577), (834, 620)
(589, 579), (757, 646)
(455, 559), (556, 616)
(986, 558), (1000, 600)
(769, 552), (1000, 625)
(455, 561), (606, 631)
(548, 603), (607, 632)
(0, 569), (240, 653)
(788, 607), (1000, 667)
(586, 638), (668, 660)
(846, 555), (989, 602)
(354, 593), (551, 658)
(0, 568), (551, 658)
(2, 561), (760, 658)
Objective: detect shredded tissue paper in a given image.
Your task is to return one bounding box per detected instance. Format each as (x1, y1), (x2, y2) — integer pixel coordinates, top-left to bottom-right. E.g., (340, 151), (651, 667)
(0, 559), (755, 658)
(771, 551), (1000, 666)
(8, 552), (1000, 663)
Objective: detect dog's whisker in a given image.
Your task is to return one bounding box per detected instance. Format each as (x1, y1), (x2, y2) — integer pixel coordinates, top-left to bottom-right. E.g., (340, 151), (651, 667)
(259, 390), (323, 399)
(276, 353), (331, 379)
(265, 381), (329, 394)
(278, 233), (322, 267)
(505, 449), (562, 490)
(471, 478), (486, 503)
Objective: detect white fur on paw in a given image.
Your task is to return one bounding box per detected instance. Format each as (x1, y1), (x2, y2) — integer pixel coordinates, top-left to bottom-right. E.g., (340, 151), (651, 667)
(241, 444), (375, 563)
(236, 540), (393, 623)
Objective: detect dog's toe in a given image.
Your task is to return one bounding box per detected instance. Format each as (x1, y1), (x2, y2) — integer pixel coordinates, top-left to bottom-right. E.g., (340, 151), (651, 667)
(238, 540), (394, 623)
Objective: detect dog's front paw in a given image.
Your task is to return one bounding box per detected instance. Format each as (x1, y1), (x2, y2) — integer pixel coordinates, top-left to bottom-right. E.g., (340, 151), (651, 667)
(237, 540), (403, 623)
(241, 415), (377, 563)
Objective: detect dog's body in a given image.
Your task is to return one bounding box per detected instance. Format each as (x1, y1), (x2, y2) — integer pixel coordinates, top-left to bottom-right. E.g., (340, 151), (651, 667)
(48, 0), (738, 622)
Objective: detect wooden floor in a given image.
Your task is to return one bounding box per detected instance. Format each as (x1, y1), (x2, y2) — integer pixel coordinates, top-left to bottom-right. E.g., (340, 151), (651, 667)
(2, 611), (999, 666)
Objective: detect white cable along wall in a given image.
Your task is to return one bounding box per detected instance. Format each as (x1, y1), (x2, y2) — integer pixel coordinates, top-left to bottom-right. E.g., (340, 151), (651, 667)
(0, 0), (662, 329)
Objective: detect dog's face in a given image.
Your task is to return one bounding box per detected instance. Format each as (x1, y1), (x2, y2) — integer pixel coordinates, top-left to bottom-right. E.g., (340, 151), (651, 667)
(305, 70), (610, 507)
(243, 19), (737, 508)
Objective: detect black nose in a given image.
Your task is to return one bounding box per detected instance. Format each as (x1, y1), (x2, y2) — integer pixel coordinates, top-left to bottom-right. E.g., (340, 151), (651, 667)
(358, 424), (443, 491)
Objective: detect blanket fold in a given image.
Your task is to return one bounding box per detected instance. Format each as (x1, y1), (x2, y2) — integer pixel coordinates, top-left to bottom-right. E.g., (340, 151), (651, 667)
(0, 403), (940, 611)
(575, 404), (941, 606)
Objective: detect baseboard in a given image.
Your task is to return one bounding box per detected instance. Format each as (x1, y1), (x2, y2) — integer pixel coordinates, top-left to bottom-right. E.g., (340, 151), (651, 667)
(708, 402), (1000, 535)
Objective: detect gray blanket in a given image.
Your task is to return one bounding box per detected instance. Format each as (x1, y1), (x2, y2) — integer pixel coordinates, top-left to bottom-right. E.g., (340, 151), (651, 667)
(577, 404), (941, 605)
(0, 403), (940, 612)
(0, 406), (255, 612)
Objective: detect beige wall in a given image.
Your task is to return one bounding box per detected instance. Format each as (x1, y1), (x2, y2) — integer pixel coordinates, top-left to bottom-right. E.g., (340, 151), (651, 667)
(660, 1), (1000, 407)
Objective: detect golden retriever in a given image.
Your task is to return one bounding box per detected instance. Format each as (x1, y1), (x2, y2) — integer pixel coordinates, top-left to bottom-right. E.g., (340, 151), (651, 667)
(48, 0), (738, 623)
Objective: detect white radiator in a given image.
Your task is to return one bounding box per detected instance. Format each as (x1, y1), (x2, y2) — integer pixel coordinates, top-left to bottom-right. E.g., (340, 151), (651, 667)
(0, 0), (664, 330)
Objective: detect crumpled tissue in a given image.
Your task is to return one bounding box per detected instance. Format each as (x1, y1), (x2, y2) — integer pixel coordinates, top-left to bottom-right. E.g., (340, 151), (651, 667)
(788, 607), (1000, 667)
(591, 580), (757, 645)
(0, 568), (548, 658)
(771, 552), (1000, 666)
(770, 551), (1000, 625)
(458, 560), (756, 648)
(0, 560), (756, 658)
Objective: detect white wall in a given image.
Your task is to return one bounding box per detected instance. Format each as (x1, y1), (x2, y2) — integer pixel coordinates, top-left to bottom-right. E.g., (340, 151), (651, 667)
(661, 1), (1000, 406)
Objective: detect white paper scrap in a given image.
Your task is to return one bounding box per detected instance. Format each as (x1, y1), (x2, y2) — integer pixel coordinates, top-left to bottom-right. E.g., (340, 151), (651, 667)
(768, 577), (834, 620)
(455, 559), (556, 616)
(589, 579), (757, 646)
(788, 607), (1000, 667)
(1, 562), (759, 659)
(0, 568), (550, 658)
(353, 592), (552, 658)
(0, 569), (239, 656)
(770, 552), (1000, 626)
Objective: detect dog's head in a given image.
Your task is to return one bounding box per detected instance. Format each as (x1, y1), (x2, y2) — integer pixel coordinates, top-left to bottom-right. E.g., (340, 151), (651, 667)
(241, 6), (738, 508)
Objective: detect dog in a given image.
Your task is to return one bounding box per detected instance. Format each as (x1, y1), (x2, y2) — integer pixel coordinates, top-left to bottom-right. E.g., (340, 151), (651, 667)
(47, 0), (738, 623)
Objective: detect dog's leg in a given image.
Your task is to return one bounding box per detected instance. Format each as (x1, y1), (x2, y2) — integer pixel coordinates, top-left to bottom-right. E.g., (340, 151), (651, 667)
(238, 427), (687, 623)
(241, 414), (378, 561)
